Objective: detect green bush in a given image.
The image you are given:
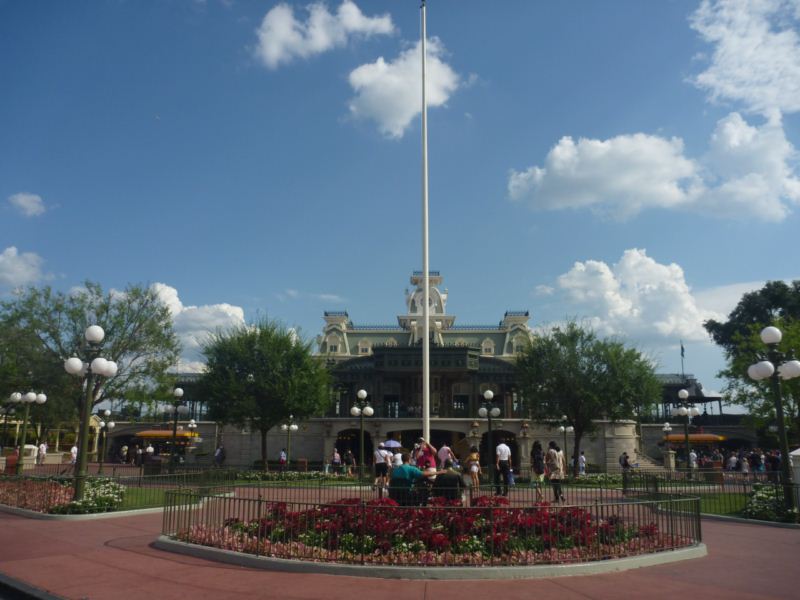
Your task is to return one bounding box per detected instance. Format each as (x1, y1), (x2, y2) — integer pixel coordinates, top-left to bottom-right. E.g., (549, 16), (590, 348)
(741, 484), (799, 523)
(49, 478), (126, 514)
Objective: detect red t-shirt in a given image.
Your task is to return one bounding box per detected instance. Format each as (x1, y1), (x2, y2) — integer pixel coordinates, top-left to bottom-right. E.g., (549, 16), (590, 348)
(418, 446), (437, 469)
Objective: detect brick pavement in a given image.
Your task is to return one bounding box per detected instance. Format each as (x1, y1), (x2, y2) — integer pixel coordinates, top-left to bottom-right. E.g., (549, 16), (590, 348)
(0, 511), (798, 600)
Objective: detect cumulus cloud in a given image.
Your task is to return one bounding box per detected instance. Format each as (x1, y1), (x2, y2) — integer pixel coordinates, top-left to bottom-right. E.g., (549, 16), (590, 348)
(151, 283), (246, 372)
(0, 247), (45, 291)
(348, 38), (460, 138)
(509, 112), (800, 221)
(551, 249), (721, 342)
(276, 288), (345, 303)
(8, 193), (45, 217)
(254, 0), (394, 69)
(690, 0), (800, 115)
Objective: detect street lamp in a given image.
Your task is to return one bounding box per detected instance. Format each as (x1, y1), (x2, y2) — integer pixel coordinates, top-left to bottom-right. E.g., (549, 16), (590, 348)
(478, 389), (500, 489)
(10, 391), (46, 475)
(747, 325), (800, 513)
(350, 389), (373, 480)
(64, 325), (118, 500)
(97, 410), (115, 475)
(280, 416), (299, 468)
(558, 418), (575, 476)
(167, 388), (190, 474)
(675, 389), (700, 474)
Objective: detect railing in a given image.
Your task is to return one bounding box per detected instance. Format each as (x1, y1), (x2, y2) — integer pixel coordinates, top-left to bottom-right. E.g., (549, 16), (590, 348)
(162, 487), (701, 567)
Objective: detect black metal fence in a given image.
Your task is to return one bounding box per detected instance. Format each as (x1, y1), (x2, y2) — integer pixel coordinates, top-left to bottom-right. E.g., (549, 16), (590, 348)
(162, 487), (701, 567)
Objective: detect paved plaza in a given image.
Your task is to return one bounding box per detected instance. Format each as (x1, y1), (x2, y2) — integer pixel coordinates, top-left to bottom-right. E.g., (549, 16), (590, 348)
(0, 510), (798, 600)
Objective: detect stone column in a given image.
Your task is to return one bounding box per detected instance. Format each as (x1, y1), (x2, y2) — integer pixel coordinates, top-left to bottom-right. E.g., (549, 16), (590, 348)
(662, 449), (676, 471)
(516, 421), (532, 478)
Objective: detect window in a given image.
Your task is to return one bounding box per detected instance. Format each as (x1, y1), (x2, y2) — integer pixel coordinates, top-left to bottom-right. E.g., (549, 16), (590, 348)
(358, 339), (371, 354)
(328, 344), (338, 353)
(482, 338), (495, 355)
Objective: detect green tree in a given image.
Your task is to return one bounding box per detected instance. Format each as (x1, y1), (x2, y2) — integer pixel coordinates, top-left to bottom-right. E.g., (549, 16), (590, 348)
(515, 321), (661, 475)
(704, 281), (800, 442)
(0, 282), (181, 419)
(200, 320), (330, 469)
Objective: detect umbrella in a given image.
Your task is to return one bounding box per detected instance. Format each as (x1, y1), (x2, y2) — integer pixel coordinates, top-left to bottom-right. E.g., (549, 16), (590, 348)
(383, 439), (402, 448)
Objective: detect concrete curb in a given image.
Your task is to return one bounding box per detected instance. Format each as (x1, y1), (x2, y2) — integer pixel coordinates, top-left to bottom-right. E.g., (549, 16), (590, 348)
(0, 570), (68, 599)
(700, 513), (800, 529)
(153, 536), (707, 580)
(0, 503), (165, 520)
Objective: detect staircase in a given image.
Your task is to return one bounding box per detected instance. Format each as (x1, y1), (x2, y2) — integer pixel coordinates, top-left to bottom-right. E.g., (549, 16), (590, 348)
(633, 449), (670, 473)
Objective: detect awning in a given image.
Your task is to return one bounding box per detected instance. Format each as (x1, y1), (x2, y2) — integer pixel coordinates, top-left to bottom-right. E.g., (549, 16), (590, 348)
(663, 433), (726, 443)
(133, 430), (199, 439)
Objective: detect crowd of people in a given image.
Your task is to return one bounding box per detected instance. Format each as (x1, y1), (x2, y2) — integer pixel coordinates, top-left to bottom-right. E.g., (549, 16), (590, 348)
(679, 446), (789, 477)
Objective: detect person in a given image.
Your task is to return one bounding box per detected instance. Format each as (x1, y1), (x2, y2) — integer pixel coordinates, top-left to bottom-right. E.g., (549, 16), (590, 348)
(392, 451), (403, 468)
(70, 444), (78, 465)
(331, 448), (342, 475)
(546, 441), (565, 503)
(495, 437), (512, 496)
(466, 445), (482, 490)
(388, 453), (424, 506)
(37, 441), (47, 465)
(373, 443), (392, 488)
(578, 451), (587, 477)
(134, 444), (143, 467)
(620, 451), (632, 493)
(530, 441), (545, 501)
(437, 443), (455, 468)
(279, 448), (287, 470)
(727, 452), (738, 472)
(120, 444), (129, 464)
(343, 449), (355, 477)
(689, 449), (698, 471)
(213, 444), (225, 467)
(415, 438), (438, 470)
(432, 459), (463, 502)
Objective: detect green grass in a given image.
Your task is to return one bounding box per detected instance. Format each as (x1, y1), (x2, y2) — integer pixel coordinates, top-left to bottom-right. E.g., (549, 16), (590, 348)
(120, 486), (167, 509)
(699, 493), (748, 515)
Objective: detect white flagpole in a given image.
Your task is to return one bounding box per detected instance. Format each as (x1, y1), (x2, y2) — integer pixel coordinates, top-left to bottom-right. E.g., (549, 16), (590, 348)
(421, 0), (431, 442)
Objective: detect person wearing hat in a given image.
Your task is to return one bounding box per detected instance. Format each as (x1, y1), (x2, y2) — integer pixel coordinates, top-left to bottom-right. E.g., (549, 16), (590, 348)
(415, 438), (438, 470)
(373, 443), (392, 489)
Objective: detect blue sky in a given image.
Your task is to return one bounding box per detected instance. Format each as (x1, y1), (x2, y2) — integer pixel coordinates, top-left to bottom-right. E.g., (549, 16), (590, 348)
(1, 0), (799, 409)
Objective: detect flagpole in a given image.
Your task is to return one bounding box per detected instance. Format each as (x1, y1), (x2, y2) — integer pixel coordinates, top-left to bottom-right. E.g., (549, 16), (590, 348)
(421, 0), (431, 442)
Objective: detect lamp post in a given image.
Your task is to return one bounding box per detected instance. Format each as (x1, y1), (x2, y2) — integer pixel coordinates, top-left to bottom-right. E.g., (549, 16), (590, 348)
(1, 398), (15, 453)
(558, 417), (575, 476)
(97, 410), (115, 475)
(280, 416), (299, 468)
(11, 392), (47, 475)
(167, 388), (190, 474)
(64, 325), (118, 500)
(747, 325), (800, 513)
(350, 389), (373, 480)
(478, 389), (500, 489)
(675, 389), (700, 474)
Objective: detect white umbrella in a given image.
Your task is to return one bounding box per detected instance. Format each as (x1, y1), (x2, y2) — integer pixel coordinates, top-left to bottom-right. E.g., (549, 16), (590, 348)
(383, 439), (402, 448)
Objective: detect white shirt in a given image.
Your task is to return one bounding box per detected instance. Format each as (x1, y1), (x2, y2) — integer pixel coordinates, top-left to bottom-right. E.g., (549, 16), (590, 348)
(437, 446), (452, 463)
(374, 449), (391, 464)
(38, 443), (47, 455)
(393, 453), (403, 466)
(70, 446), (78, 458)
(496, 443), (511, 461)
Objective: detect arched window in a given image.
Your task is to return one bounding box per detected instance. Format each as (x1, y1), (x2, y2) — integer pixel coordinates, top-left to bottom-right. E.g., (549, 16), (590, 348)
(326, 334), (341, 354)
(358, 339), (371, 354)
(481, 338), (495, 355)
(385, 337), (398, 347)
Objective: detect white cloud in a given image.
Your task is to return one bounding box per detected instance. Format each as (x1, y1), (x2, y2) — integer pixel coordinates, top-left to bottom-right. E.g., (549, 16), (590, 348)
(254, 0), (394, 69)
(151, 283), (246, 368)
(8, 193), (45, 217)
(509, 112), (800, 221)
(0, 247), (45, 291)
(348, 38), (460, 138)
(534, 285), (555, 296)
(276, 288), (345, 303)
(691, 0), (800, 115)
(551, 249), (721, 342)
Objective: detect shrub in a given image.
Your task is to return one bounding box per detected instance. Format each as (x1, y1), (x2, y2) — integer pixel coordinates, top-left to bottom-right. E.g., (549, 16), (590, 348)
(48, 478), (126, 514)
(741, 484), (799, 523)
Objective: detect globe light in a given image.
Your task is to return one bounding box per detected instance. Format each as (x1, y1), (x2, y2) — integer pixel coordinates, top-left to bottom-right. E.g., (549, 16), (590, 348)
(747, 364), (763, 381)
(677, 406), (688, 417)
(91, 357), (109, 375)
(566, 425), (575, 433)
(678, 389), (689, 400)
(559, 425), (566, 433)
(754, 360), (775, 380)
(478, 407), (488, 418)
(281, 424), (288, 431)
(357, 389), (367, 400)
(174, 388), (184, 399)
(10, 392), (22, 403)
(778, 360), (800, 380)
(289, 423), (299, 432)
(189, 419), (196, 426)
(24, 392), (37, 403)
(663, 422), (672, 432)
(85, 325), (105, 344)
(690, 407), (700, 417)
(362, 406), (374, 417)
(35, 394), (47, 404)
(490, 407), (501, 418)
(99, 420), (106, 429)
(350, 406), (361, 417)
(103, 409), (111, 417)
(107, 422), (115, 430)
(760, 326), (782, 345)
(64, 357), (84, 375)
(483, 390), (494, 401)
(177, 404), (190, 415)
(104, 361), (118, 377)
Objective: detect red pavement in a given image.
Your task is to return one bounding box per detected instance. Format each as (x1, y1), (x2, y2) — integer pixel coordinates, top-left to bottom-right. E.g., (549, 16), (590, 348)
(0, 511), (798, 600)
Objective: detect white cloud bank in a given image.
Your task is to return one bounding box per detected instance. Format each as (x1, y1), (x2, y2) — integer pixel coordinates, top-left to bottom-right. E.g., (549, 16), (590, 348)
(691, 0), (800, 116)
(8, 193), (45, 217)
(0, 247), (45, 291)
(151, 283), (246, 372)
(254, 0), (394, 69)
(348, 38), (460, 138)
(508, 111), (800, 221)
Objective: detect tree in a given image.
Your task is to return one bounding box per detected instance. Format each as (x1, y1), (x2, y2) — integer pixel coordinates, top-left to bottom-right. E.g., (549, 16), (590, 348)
(704, 281), (800, 442)
(200, 320), (330, 469)
(515, 321), (661, 476)
(0, 282), (181, 418)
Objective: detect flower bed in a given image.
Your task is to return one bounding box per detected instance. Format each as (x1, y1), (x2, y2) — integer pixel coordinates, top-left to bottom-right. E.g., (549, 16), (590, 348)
(173, 495), (696, 566)
(0, 477), (125, 514)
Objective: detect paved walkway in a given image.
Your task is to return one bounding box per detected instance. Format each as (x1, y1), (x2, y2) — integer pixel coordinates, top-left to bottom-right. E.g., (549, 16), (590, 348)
(0, 511), (798, 600)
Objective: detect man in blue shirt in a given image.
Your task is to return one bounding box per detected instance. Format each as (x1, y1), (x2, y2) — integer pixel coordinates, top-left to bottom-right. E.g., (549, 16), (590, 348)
(389, 453), (423, 505)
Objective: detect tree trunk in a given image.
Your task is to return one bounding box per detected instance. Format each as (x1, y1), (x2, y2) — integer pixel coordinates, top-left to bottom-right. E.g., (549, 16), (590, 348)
(260, 428), (269, 471)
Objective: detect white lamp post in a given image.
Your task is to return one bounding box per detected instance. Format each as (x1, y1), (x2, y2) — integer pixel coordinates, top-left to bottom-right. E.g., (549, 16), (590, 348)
(168, 388), (189, 474)
(98, 409), (115, 475)
(12, 391), (46, 475)
(747, 326), (799, 512)
(280, 416), (299, 468)
(351, 389), (373, 479)
(478, 389), (500, 487)
(558, 420), (575, 476)
(64, 325), (117, 500)
(675, 389), (699, 473)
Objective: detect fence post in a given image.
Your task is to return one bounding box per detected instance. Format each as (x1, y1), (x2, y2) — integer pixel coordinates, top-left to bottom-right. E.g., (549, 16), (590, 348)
(360, 500), (366, 565)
